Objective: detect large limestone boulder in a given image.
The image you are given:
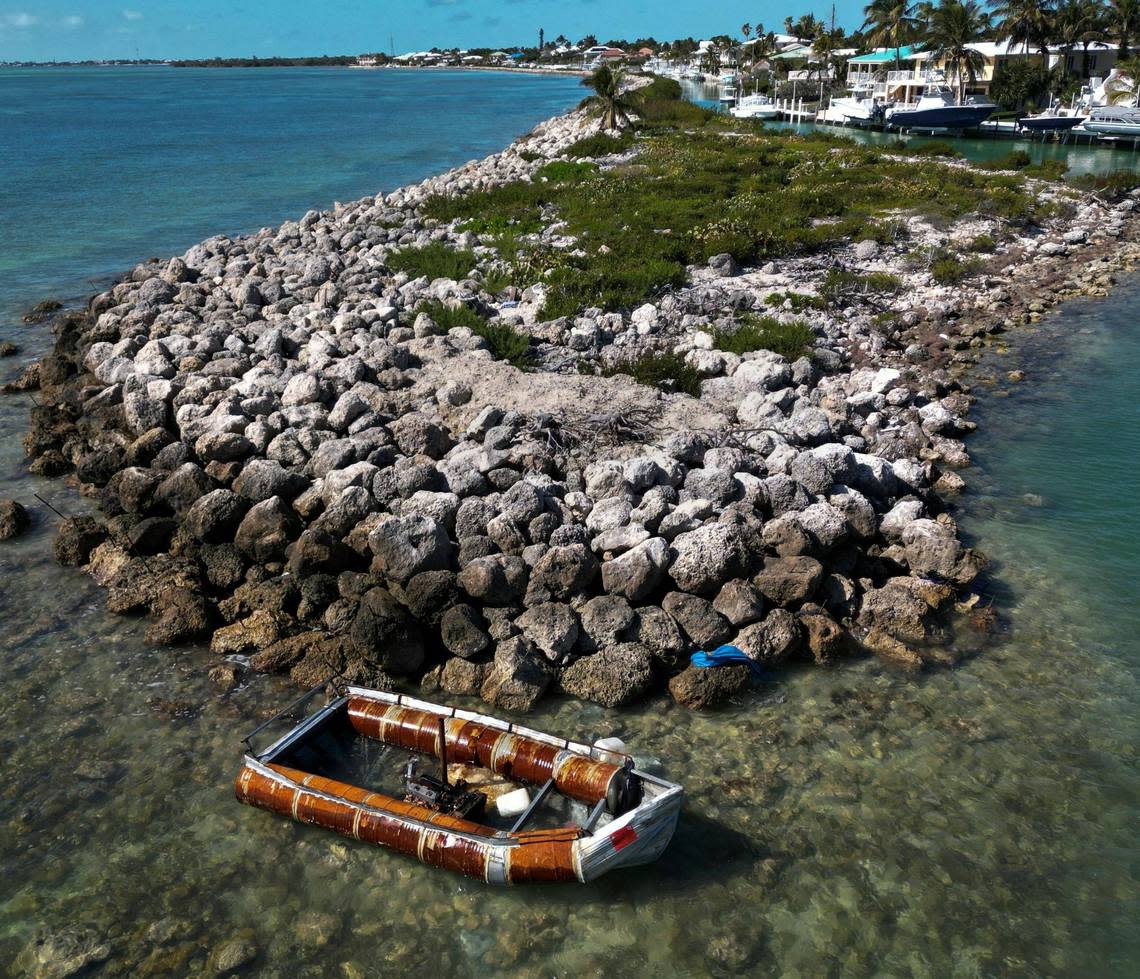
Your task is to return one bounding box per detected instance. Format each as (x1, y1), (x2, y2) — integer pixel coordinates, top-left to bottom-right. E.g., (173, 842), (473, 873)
(668, 523), (748, 595)
(480, 636), (554, 711)
(559, 642), (653, 708)
(347, 587), (425, 675)
(368, 514), (453, 584)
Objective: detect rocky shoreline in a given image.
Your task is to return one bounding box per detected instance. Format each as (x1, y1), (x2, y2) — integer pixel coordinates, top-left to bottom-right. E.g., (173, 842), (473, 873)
(6, 95), (1140, 713)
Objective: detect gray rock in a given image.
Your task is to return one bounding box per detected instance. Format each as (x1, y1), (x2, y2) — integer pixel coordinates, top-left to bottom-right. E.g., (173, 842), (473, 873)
(348, 587), (425, 674)
(560, 642), (653, 707)
(578, 594), (635, 652)
(753, 555), (824, 607)
(527, 543), (599, 603)
(734, 609), (803, 666)
(628, 604), (686, 669)
(480, 636), (554, 711)
(233, 458), (308, 502)
(712, 579), (765, 626)
(0, 500), (31, 540)
(234, 496), (302, 563)
(668, 663), (751, 709)
(669, 523), (748, 595)
(662, 591), (731, 649)
(600, 536), (670, 601)
(368, 514), (453, 584)
(440, 604), (491, 659)
(516, 602), (579, 661)
(457, 554), (528, 605)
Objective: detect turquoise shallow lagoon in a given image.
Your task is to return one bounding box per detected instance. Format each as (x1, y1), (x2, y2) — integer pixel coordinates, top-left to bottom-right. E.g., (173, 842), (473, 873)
(0, 66), (1137, 976)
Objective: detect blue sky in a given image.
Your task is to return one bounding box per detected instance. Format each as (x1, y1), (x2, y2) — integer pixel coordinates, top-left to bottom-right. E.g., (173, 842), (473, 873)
(0, 2), (868, 62)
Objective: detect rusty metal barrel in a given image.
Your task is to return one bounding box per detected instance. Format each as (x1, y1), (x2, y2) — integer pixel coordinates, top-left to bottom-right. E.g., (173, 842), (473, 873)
(345, 697), (632, 809)
(234, 761), (581, 883)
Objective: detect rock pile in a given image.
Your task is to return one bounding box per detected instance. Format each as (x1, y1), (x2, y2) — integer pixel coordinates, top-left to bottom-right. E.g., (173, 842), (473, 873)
(11, 100), (1139, 712)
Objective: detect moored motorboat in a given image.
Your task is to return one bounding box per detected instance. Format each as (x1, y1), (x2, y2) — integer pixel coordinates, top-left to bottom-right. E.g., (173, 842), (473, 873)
(235, 683), (683, 884)
(1080, 104), (1140, 137)
(885, 88), (996, 130)
(718, 71), (739, 102)
(730, 93), (780, 119)
(1018, 110), (1085, 132)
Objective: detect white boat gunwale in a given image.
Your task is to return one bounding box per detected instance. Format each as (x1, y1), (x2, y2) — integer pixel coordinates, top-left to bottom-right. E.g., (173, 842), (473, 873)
(242, 684), (684, 872)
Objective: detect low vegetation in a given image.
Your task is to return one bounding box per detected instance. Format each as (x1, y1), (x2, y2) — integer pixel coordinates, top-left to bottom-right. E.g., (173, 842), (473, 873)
(581, 350), (702, 397)
(421, 82), (1049, 320)
(818, 269), (903, 307)
(712, 315), (816, 360)
(563, 132), (633, 158)
(1068, 169), (1140, 198)
(387, 243), (477, 281)
(416, 300), (532, 368)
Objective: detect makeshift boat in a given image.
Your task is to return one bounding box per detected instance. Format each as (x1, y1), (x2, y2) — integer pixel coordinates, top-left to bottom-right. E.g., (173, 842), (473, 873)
(235, 682), (683, 884)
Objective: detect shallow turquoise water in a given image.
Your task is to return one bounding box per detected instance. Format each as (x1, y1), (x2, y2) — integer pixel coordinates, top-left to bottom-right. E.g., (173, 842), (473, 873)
(0, 66), (1137, 977)
(0, 66), (582, 325)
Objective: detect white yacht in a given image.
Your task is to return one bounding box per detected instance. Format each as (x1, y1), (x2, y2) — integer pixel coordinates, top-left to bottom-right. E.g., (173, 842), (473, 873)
(718, 71), (739, 102)
(1081, 104), (1140, 137)
(730, 92), (781, 119)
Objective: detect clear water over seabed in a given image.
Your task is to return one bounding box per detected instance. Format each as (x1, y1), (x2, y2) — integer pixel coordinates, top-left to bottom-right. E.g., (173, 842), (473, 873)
(1, 67), (1137, 976)
(684, 79), (1138, 176)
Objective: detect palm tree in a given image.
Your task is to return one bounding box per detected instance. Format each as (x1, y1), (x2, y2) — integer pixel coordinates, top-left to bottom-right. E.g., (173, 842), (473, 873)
(862, 0), (920, 71)
(784, 15), (795, 35)
(991, 0), (1056, 61)
(1055, 0), (1106, 78)
(1109, 0), (1140, 57)
(926, 0), (989, 102)
(581, 65), (634, 130)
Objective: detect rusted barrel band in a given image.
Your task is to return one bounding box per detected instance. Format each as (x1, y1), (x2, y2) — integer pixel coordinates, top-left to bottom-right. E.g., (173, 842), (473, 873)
(234, 761), (581, 884)
(346, 697), (624, 807)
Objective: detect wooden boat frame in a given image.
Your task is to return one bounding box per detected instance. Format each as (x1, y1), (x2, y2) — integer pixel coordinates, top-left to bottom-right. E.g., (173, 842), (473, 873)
(235, 682), (683, 884)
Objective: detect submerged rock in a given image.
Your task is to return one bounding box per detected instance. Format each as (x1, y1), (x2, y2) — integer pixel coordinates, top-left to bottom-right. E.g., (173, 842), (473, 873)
(668, 663), (752, 709)
(0, 499), (31, 540)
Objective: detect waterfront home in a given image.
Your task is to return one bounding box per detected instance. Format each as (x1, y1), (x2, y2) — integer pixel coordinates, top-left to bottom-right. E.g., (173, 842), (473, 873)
(582, 45), (626, 65)
(847, 42), (1121, 103)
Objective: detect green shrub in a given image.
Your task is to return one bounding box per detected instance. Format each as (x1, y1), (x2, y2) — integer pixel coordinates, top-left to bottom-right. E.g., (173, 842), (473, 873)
(766, 290), (827, 311)
(1022, 159), (1068, 180)
(899, 140), (961, 158)
(536, 160), (598, 182)
(712, 315), (815, 359)
(1068, 169), (1140, 197)
(979, 149), (1032, 171)
(387, 243), (476, 281)
(415, 299), (485, 331)
(970, 233), (996, 253)
(928, 253), (984, 284)
(416, 300), (532, 367)
(564, 131), (633, 158)
(472, 321), (533, 368)
(819, 269), (903, 305)
(518, 149), (542, 163)
(588, 350), (702, 397)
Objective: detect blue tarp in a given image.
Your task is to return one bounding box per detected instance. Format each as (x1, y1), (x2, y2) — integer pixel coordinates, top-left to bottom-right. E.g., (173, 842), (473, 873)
(690, 645), (767, 678)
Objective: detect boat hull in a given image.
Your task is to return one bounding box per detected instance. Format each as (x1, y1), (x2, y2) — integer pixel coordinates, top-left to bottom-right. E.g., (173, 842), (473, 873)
(1018, 115), (1084, 132)
(234, 688), (684, 884)
(886, 104), (995, 129)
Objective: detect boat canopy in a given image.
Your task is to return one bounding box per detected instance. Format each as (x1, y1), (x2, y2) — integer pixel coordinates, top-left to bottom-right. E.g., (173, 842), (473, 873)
(848, 45), (923, 64)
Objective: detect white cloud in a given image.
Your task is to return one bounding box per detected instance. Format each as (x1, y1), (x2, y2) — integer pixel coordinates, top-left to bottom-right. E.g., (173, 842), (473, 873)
(63, 15), (84, 28)
(123, 9), (144, 20)
(2, 12), (38, 27)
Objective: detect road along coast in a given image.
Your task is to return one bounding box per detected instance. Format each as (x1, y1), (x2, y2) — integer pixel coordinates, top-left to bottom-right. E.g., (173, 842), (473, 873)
(9, 81), (1140, 712)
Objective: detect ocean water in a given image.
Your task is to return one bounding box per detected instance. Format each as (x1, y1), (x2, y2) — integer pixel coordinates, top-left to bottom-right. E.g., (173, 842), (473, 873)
(1, 67), (1138, 977)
